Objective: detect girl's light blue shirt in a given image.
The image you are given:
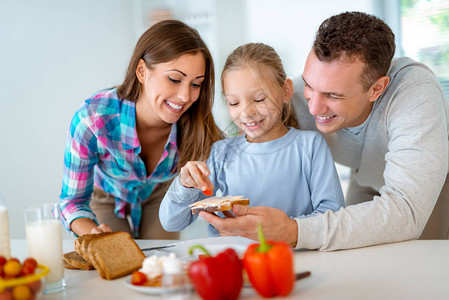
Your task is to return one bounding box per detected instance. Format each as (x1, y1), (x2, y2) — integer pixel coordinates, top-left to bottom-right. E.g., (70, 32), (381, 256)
(160, 127), (345, 235)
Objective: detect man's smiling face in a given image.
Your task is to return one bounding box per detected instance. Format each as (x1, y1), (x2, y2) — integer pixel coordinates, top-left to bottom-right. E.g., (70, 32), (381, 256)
(302, 50), (376, 133)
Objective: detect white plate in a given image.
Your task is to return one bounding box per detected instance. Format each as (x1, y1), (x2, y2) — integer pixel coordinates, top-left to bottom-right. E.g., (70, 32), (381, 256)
(150, 236), (255, 260)
(125, 277), (191, 295)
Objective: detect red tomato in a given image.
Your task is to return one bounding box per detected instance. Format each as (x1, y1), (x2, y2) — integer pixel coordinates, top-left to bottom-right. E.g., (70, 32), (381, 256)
(202, 189), (213, 196)
(27, 280), (42, 293)
(0, 256), (6, 267)
(130, 271), (147, 286)
(20, 265), (35, 276)
(22, 258), (37, 271)
(0, 289), (14, 300)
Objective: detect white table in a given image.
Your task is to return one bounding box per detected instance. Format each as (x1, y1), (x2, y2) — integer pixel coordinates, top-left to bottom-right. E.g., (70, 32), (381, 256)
(10, 239), (449, 299)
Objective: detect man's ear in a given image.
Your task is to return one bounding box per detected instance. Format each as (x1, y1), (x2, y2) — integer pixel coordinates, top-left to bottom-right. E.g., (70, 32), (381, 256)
(369, 75), (390, 102)
(283, 78), (294, 104)
(135, 59), (147, 84)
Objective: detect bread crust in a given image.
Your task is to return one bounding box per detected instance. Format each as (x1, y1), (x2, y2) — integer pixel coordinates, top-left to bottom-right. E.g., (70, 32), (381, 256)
(63, 251), (94, 270)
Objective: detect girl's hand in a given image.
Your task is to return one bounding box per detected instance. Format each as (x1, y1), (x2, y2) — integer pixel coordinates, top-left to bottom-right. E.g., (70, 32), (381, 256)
(180, 161), (214, 193)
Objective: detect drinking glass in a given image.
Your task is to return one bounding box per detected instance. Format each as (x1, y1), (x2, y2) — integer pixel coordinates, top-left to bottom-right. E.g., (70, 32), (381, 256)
(24, 203), (65, 294)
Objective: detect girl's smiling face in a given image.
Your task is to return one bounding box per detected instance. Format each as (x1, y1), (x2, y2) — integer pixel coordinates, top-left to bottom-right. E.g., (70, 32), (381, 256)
(136, 52), (206, 126)
(223, 67), (290, 143)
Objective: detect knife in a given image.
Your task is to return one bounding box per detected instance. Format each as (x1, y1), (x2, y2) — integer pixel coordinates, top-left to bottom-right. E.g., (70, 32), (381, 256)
(243, 271), (311, 288)
(140, 244), (176, 252)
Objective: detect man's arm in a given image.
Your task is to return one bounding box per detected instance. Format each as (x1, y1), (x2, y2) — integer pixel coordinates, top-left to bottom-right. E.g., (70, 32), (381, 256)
(297, 73), (449, 250)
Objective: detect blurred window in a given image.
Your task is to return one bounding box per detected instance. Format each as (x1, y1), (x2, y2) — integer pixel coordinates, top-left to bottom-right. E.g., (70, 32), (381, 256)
(400, 0), (449, 99)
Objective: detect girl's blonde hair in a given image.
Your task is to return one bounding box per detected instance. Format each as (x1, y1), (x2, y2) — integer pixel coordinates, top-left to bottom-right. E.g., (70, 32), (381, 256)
(221, 43), (298, 128)
(117, 19), (222, 168)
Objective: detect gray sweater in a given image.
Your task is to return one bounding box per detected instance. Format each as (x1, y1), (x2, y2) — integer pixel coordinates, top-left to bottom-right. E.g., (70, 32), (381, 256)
(292, 57), (449, 250)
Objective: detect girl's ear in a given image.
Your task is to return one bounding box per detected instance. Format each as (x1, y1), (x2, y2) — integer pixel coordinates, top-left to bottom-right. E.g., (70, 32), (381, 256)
(283, 78), (294, 104)
(136, 59), (147, 84)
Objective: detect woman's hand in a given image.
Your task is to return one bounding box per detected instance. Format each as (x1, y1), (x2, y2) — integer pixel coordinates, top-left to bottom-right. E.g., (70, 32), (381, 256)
(180, 161), (214, 193)
(90, 223), (112, 234)
(71, 217), (112, 236)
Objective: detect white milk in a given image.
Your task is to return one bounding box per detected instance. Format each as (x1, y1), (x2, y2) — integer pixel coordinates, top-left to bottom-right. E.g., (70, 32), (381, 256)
(0, 206), (11, 258)
(26, 219), (64, 283)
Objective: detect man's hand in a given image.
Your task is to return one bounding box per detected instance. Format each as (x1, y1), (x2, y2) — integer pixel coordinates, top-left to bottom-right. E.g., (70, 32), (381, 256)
(199, 205), (298, 247)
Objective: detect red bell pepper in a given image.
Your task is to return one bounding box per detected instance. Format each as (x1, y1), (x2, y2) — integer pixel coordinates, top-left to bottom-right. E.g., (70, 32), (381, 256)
(188, 245), (243, 300)
(243, 224), (295, 297)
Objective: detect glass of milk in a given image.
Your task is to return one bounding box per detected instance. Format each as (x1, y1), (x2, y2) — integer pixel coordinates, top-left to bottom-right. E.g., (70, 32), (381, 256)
(0, 193), (11, 258)
(24, 203), (65, 294)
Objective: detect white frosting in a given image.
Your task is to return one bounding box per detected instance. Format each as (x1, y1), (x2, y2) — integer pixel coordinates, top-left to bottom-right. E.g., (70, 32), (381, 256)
(139, 253), (179, 279)
(189, 195), (246, 208)
(162, 256), (183, 275)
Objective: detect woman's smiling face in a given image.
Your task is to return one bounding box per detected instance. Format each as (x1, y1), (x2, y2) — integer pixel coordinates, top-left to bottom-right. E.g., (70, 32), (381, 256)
(136, 52), (206, 126)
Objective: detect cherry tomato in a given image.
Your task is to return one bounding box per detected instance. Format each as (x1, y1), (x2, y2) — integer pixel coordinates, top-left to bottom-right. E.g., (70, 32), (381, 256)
(131, 271), (147, 286)
(22, 258), (37, 271)
(27, 280), (42, 294)
(0, 256), (6, 267)
(0, 289), (14, 300)
(3, 260), (21, 277)
(20, 265), (35, 276)
(12, 285), (31, 300)
(202, 189), (213, 196)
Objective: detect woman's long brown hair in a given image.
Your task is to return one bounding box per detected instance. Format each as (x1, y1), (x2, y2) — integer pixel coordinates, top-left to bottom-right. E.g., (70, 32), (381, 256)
(117, 19), (222, 168)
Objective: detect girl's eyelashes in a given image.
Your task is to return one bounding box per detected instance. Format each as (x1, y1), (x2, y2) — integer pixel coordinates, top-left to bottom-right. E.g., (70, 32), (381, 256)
(254, 97), (266, 102)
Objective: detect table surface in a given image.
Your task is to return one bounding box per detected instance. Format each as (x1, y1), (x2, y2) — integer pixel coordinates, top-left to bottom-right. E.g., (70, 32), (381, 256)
(9, 239), (449, 300)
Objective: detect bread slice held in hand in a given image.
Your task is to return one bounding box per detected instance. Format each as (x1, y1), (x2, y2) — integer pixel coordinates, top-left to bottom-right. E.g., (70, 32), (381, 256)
(189, 195), (249, 214)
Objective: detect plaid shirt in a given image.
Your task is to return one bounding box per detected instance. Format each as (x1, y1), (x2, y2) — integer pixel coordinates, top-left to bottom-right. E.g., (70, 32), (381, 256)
(59, 88), (178, 237)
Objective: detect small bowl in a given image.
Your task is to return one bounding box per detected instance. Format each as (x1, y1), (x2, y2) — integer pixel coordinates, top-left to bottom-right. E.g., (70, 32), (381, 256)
(0, 264), (49, 299)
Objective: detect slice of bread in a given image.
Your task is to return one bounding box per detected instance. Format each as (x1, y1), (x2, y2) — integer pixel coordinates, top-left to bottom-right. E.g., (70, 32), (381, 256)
(63, 260), (78, 270)
(63, 251), (94, 270)
(189, 195), (249, 214)
(86, 231), (145, 280)
(73, 231), (145, 280)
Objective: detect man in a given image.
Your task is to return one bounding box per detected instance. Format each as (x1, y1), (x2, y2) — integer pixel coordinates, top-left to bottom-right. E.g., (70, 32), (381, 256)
(200, 11), (449, 250)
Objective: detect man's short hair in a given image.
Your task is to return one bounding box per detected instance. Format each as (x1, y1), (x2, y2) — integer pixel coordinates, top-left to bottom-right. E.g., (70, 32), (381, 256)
(313, 11), (396, 90)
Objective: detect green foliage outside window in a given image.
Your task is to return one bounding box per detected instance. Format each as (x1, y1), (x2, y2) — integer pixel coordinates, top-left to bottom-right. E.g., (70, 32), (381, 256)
(400, 0), (449, 97)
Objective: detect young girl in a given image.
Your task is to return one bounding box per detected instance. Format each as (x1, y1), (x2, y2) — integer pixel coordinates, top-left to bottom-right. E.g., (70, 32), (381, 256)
(59, 20), (222, 239)
(159, 43), (344, 236)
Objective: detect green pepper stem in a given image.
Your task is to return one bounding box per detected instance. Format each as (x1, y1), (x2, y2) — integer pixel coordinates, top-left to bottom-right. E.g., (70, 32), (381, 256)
(188, 244), (211, 256)
(257, 223), (271, 252)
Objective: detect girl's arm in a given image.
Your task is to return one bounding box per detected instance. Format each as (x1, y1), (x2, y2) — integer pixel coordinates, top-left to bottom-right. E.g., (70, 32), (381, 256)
(159, 174), (206, 232)
(306, 133), (345, 216)
(159, 150), (219, 232)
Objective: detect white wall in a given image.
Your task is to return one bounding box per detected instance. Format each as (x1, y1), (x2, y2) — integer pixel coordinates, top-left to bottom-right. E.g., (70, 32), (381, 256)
(245, 0), (374, 76)
(1, 0), (376, 239)
(0, 0), (136, 238)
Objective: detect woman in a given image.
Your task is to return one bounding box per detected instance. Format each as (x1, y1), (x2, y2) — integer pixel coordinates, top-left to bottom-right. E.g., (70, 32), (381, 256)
(59, 20), (222, 239)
